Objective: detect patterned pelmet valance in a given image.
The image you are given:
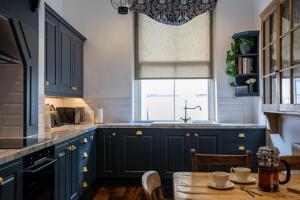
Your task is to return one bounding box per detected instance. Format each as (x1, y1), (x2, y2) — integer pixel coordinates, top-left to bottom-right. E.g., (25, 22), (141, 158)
(130, 0), (217, 26)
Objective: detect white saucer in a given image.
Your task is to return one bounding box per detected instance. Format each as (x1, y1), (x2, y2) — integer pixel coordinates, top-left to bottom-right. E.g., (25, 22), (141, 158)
(230, 176), (256, 184)
(208, 181), (234, 190)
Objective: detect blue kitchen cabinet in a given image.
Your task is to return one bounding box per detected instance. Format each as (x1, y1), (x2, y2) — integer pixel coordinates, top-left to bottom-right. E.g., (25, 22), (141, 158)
(0, 160), (23, 200)
(119, 129), (160, 177)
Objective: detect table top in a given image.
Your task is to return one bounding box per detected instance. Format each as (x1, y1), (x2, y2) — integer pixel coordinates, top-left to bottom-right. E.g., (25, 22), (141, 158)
(173, 172), (300, 200)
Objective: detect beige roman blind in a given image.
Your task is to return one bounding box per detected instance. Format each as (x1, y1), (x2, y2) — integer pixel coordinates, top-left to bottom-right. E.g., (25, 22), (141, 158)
(135, 12), (212, 79)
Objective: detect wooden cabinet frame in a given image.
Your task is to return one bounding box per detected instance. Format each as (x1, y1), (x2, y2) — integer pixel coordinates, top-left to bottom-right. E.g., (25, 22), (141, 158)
(261, 0), (300, 115)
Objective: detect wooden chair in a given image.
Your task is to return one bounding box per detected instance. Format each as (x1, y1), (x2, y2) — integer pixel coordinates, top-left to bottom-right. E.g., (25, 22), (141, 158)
(280, 155), (300, 171)
(141, 171), (165, 200)
(191, 149), (253, 172)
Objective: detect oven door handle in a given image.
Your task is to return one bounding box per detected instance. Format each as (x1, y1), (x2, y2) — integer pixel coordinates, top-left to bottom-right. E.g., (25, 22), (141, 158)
(24, 158), (57, 174)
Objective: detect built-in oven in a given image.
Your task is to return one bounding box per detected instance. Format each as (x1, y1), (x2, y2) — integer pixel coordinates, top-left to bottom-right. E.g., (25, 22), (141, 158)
(23, 146), (56, 200)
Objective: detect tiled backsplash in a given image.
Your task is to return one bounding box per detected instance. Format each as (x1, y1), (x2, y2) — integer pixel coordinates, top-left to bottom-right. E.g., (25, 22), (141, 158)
(217, 97), (260, 123)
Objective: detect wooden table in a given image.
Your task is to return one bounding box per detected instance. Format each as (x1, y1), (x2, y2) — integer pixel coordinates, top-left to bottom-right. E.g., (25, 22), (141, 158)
(173, 172), (300, 200)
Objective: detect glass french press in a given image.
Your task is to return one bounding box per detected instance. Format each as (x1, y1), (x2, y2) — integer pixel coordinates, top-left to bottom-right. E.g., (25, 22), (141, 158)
(257, 146), (291, 192)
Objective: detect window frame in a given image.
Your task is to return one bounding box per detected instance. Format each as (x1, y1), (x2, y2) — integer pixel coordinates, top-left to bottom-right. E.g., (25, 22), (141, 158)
(133, 12), (216, 121)
(134, 79), (216, 121)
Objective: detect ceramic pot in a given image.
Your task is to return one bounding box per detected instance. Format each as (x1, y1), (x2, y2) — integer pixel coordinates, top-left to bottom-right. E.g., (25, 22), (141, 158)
(240, 41), (252, 55)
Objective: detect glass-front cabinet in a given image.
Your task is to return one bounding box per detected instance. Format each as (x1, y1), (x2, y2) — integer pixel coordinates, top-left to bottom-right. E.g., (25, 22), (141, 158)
(261, 0), (300, 113)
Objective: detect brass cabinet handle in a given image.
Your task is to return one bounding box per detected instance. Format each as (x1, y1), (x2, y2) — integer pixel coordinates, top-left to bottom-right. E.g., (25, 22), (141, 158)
(136, 130), (143, 136)
(238, 133), (245, 138)
(83, 181), (88, 188)
(0, 177), (4, 185)
(45, 80), (49, 86)
(82, 137), (88, 144)
(82, 152), (88, 158)
(70, 86), (74, 91)
(66, 146), (73, 151)
(112, 132), (116, 137)
(82, 167), (88, 173)
(186, 133), (190, 137)
(71, 145), (77, 151)
(238, 146), (245, 151)
(75, 86), (78, 91)
(194, 133), (199, 137)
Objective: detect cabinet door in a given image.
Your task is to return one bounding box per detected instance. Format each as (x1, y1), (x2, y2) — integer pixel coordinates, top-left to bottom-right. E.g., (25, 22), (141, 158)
(98, 129), (119, 177)
(119, 129), (160, 177)
(45, 11), (60, 93)
(55, 143), (68, 200)
(160, 130), (193, 177)
(193, 130), (222, 154)
(0, 160), (22, 200)
(87, 131), (97, 184)
(68, 140), (79, 200)
(72, 35), (84, 97)
(59, 24), (73, 95)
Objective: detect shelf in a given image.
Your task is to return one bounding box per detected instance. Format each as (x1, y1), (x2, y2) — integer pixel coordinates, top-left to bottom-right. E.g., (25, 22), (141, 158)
(235, 92), (259, 97)
(236, 73), (259, 78)
(238, 53), (258, 57)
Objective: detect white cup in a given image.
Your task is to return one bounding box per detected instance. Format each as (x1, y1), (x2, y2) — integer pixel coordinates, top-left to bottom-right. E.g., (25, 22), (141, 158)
(211, 172), (229, 187)
(231, 167), (251, 181)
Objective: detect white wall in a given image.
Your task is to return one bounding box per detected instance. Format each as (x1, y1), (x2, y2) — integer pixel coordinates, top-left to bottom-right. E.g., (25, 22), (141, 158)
(40, 0), (271, 124)
(214, 0), (260, 123)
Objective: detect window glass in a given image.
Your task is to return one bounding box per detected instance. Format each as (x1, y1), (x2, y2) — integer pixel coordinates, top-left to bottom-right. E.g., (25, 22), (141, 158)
(140, 79), (209, 121)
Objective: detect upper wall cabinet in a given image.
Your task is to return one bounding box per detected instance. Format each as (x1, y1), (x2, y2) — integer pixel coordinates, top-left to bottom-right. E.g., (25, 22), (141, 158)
(45, 5), (86, 97)
(261, 0), (300, 113)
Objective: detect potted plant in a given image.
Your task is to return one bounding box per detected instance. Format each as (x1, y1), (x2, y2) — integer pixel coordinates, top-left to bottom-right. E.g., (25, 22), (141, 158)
(246, 78), (256, 93)
(226, 40), (240, 87)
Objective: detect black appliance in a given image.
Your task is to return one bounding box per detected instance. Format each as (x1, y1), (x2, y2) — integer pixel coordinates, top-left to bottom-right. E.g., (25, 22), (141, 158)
(56, 107), (85, 124)
(23, 146), (56, 200)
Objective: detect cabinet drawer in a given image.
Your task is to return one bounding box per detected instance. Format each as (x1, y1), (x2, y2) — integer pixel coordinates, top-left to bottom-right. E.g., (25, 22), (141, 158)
(223, 129), (261, 141)
(223, 141), (258, 155)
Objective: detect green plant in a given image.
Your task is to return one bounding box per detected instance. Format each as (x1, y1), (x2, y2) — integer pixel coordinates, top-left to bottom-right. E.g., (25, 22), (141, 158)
(226, 40), (240, 87)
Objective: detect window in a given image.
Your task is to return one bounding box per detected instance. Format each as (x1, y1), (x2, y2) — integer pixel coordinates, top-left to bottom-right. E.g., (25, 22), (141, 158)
(135, 12), (213, 121)
(140, 79), (209, 121)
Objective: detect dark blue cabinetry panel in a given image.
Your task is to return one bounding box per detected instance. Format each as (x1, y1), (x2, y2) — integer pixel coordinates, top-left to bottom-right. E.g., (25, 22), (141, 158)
(0, 160), (23, 200)
(45, 5), (86, 97)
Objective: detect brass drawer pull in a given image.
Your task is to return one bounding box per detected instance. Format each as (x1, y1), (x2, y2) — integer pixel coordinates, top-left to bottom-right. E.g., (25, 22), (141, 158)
(186, 133), (190, 137)
(83, 181), (88, 188)
(82, 152), (88, 158)
(238, 146), (245, 151)
(66, 146), (73, 151)
(82, 167), (88, 173)
(194, 133), (199, 137)
(45, 80), (49, 86)
(112, 132), (116, 137)
(82, 137), (88, 144)
(71, 145), (77, 150)
(238, 133), (245, 138)
(136, 130), (143, 136)
(0, 177), (4, 185)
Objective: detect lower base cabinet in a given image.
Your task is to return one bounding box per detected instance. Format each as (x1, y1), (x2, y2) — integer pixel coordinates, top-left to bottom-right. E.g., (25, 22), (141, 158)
(55, 139), (79, 200)
(0, 160), (23, 200)
(98, 128), (266, 178)
(55, 130), (97, 200)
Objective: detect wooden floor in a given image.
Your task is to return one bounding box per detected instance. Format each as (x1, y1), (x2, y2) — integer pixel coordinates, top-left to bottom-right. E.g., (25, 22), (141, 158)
(81, 179), (173, 200)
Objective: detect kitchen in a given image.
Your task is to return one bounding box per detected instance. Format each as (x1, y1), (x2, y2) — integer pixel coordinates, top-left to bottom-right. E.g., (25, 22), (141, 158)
(0, 0), (300, 199)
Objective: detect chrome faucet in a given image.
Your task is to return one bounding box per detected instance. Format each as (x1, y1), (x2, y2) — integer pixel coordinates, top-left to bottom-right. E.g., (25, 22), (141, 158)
(180, 101), (202, 123)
